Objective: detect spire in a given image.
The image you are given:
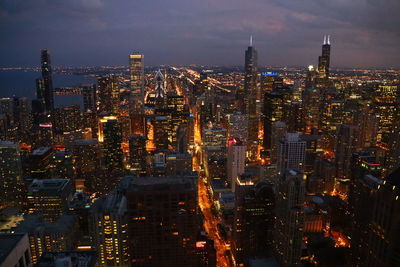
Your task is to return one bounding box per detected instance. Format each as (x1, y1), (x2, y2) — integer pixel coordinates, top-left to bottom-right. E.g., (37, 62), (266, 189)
(250, 35), (253, 47)
(327, 35), (330, 45)
(323, 35), (326, 45)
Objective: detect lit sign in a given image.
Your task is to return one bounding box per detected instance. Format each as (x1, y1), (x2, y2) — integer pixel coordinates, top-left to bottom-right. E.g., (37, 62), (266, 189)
(39, 123), (52, 128)
(196, 241), (207, 248)
(261, 72), (278, 77)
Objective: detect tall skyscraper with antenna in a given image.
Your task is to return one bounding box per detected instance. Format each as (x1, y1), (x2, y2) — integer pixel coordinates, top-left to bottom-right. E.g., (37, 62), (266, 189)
(244, 36), (259, 161)
(318, 35), (331, 80)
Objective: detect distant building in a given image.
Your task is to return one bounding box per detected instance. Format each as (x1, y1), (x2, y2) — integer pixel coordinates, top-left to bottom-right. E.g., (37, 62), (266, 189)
(129, 134), (147, 175)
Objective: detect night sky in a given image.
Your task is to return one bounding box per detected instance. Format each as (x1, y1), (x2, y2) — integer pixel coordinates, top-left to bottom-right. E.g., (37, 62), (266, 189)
(1, 0), (399, 68)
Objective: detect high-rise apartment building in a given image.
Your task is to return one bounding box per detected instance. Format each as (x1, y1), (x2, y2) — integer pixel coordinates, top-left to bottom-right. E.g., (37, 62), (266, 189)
(129, 53), (145, 109)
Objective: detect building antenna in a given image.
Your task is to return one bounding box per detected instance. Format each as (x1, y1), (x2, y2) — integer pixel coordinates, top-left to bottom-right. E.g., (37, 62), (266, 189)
(250, 35), (253, 47)
(323, 35), (326, 45)
(327, 35), (331, 45)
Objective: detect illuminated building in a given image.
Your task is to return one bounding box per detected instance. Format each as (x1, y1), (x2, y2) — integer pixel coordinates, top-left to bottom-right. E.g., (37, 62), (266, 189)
(97, 76), (119, 114)
(154, 70), (167, 109)
(0, 233), (32, 267)
(227, 112), (248, 143)
(53, 105), (81, 133)
(373, 84), (399, 147)
(15, 214), (78, 265)
(307, 157), (335, 194)
(165, 152), (192, 176)
(202, 126), (227, 147)
(27, 179), (74, 222)
(153, 115), (170, 151)
(350, 165), (400, 266)
(349, 152), (381, 266)
(317, 35), (331, 82)
(125, 176), (202, 266)
(40, 49), (54, 112)
(129, 53), (145, 110)
(240, 36), (257, 109)
(0, 97), (14, 126)
(305, 65), (317, 89)
(194, 232), (216, 267)
(82, 84), (97, 113)
(72, 139), (101, 177)
(89, 188), (129, 266)
(166, 92), (185, 112)
(270, 121), (287, 164)
(36, 251), (97, 267)
(263, 92), (284, 152)
(244, 37), (260, 162)
(129, 134), (147, 176)
(24, 147), (54, 179)
(273, 170), (305, 267)
(16, 97), (33, 133)
(227, 138), (246, 190)
(353, 105), (377, 150)
(302, 87), (321, 134)
(0, 141), (23, 208)
(277, 133), (306, 175)
(233, 178), (274, 265)
(334, 124), (358, 180)
(99, 117), (123, 171)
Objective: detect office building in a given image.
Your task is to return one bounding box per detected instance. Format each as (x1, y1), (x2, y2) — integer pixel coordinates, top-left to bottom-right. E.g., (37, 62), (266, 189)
(317, 35), (331, 81)
(36, 251), (97, 267)
(89, 188), (129, 266)
(27, 179), (74, 222)
(99, 117), (124, 171)
(15, 214), (78, 265)
(274, 170), (305, 267)
(227, 138), (246, 190)
(0, 140), (23, 208)
(129, 134), (147, 175)
(129, 53), (145, 109)
(82, 84), (97, 112)
(277, 133), (306, 175)
(40, 50), (54, 112)
(125, 176), (202, 266)
(97, 76), (119, 114)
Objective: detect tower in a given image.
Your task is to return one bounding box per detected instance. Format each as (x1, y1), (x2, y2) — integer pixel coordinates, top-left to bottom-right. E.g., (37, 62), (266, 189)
(154, 70), (166, 109)
(227, 138), (246, 191)
(129, 54), (145, 111)
(40, 50), (54, 112)
(318, 35), (331, 81)
(277, 133), (306, 175)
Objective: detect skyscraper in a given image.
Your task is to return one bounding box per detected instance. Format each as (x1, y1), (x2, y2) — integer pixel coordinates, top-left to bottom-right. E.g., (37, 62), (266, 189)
(129, 54), (145, 101)
(318, 35), (331, 81)
(100, 117), (123, 171)
(98, 76), (120, 114)
(0, 140), (23, 207)
(125, 176), (202, 266)
(227, 138), (246, 191)
(277, 133), (306, 175)
(274, 169), (305, 267)
(241, 36), (258, 105)
(40, 50), (54, 112)
(129, 134), (147, 175)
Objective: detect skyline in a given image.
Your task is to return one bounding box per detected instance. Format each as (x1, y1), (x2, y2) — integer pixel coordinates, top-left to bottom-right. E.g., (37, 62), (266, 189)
(1, 0), (400, 68)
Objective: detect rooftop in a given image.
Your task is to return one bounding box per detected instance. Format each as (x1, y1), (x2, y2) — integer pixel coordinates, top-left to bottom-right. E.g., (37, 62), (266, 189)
(0, 233), (27, 264)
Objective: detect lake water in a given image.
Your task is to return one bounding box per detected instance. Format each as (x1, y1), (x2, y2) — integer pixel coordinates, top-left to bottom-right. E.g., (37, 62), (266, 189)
(0, 70), (96, 108)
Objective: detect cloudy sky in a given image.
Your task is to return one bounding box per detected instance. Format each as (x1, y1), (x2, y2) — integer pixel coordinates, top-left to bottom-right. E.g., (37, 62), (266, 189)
(1, 0), (399, 68)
